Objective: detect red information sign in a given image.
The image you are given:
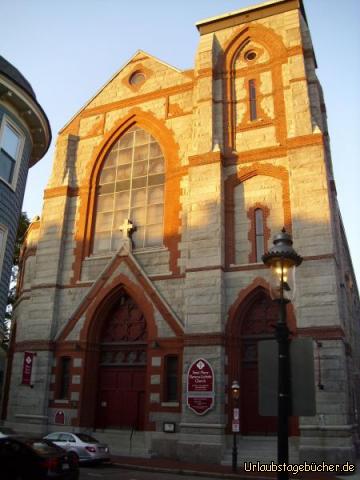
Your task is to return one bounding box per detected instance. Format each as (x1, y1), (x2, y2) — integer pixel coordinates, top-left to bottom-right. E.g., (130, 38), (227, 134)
(22, 351), (34, 385)
(187, 358), (215, 415)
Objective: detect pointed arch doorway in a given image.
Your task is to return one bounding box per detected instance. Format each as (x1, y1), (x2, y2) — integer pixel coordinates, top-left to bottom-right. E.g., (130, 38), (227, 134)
(239, 289), (278, 435)
(95, 289), (147, 430)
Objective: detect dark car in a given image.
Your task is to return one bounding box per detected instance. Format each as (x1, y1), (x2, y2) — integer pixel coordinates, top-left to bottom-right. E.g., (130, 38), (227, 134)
(0, 426), (17, 438)
(0, 436), (79, 480)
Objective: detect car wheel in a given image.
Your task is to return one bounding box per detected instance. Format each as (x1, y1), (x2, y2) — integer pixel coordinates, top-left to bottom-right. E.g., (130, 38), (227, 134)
(68, 451), (79, 465)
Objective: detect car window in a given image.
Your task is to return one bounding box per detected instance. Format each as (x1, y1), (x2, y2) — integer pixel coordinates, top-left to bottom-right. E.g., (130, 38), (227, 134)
(76, 434), (98, 443)
(46, 433), (61, 441)
(59, 434), (75, 442)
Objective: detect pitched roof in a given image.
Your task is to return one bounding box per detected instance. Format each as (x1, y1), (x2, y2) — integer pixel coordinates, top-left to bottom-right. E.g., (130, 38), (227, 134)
(0, 55), (36, 100)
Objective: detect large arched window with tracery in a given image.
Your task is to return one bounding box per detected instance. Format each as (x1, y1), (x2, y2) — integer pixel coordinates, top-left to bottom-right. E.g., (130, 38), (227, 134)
(93, 126), (165, 253)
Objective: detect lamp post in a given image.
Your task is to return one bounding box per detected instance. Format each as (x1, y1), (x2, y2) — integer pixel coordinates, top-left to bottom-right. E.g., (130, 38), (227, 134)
(231, 380), (240, 472)
(262, 229), (302, 480)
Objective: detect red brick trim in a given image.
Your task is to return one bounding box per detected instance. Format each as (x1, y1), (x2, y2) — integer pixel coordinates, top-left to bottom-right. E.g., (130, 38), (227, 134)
(225, 162), (291, 267)
(188, 151), (224, 167)
(61, 82), (194, 135)
(14, 341), (55, 352)
(149, 273), (185, 281)
(185, 265), (224, 273)
(184, 333), (225, 346)
(227, 264), (267, 272)
(70, 108), (182, 284)
(303, 254), (335, 262)
(225, 278), (298, 435)
(43, 186), (79, 199)
(59, 252), (183, 344)
(221, 24), (287, 154)
(296, 326), (345, 340)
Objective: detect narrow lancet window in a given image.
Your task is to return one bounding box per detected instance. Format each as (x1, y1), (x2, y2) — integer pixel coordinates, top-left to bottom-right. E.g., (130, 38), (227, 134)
(255, 208), (265, 262)
(249, 79), (257, 121)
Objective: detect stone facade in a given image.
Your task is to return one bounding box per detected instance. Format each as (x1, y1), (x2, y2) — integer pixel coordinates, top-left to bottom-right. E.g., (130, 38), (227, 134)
(4, 0), (360, 465)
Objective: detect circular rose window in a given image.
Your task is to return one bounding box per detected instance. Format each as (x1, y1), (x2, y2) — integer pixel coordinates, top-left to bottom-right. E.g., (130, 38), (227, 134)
(245, 50), (257, 61)
(129, 71), (146, 86)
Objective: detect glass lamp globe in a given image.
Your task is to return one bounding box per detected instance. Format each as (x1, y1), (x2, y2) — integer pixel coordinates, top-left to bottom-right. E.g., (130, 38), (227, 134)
(262, 229), (302, 302)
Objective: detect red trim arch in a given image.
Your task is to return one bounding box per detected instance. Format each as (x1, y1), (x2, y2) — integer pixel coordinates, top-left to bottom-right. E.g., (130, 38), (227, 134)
(77, 274), (158, 428)
(80, 274), (158, 344)
(221, 24), (288, 154)
(71, 108), (182, 283)
(226, 277), (298, 435)
(225, 162), (292, 267)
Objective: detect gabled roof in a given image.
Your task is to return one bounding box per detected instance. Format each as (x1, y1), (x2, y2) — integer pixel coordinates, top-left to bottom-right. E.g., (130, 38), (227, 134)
(60, 50), (182, 134)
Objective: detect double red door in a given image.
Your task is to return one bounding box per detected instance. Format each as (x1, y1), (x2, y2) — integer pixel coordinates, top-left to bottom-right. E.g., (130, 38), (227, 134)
(241, 351), (277, 435)
(96, 367), (145, 430)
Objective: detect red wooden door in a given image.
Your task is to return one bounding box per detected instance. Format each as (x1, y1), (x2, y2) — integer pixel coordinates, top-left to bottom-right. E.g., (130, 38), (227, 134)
(97, 367), (146, 429)
(241, 343), (277, 435)
(240, 294), (278, 435)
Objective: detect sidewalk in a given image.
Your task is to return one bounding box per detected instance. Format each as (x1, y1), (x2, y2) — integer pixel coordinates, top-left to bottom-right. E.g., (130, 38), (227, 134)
(111, 455), (358, 479)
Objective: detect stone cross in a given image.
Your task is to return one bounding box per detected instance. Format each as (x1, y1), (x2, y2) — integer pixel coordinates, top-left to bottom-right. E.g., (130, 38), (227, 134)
(120, 219), (136, 238)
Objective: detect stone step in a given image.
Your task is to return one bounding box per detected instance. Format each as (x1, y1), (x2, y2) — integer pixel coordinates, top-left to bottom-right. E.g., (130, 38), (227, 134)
(92, 429), (151, 458)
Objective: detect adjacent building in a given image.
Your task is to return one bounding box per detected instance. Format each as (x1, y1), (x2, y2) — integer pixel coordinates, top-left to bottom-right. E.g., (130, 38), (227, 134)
(3, 0), (359, 464)
(0, 57), (51, 405)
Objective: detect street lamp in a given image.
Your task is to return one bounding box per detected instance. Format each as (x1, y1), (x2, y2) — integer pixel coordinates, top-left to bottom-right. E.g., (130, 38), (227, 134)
(231, 380), (240, 472)
(262, 228), (302, 480)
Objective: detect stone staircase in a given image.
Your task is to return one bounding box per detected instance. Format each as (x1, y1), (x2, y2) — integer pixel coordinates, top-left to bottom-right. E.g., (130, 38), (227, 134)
(92, 429), (151, 458)
(222, 436), (300, 465)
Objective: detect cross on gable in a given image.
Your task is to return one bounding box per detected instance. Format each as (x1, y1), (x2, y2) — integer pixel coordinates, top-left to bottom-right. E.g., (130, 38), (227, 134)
(120, 219), (136, 238)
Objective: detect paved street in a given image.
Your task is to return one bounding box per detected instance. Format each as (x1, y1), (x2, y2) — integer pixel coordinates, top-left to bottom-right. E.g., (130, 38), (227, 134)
(80, 464), (218, 480)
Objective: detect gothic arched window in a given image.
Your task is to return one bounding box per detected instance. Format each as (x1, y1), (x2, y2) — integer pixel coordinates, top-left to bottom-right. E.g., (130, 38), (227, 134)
(93, 126), (165, 253)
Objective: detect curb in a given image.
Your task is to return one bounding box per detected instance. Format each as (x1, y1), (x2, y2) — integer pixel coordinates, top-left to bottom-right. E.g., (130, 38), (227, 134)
(111, 461), (272, 479)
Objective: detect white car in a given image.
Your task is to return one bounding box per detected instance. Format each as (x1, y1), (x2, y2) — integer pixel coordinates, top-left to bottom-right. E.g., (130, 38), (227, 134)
(43, 432), (110, 464)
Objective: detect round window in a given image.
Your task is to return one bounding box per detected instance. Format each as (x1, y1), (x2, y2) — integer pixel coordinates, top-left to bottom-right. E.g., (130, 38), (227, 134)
(245, 50), (257, 61)
(129, 71), (146, 86)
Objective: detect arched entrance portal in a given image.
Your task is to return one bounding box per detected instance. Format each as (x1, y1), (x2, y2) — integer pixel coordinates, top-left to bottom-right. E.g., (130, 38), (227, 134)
(96, 290), (147, 430)
(239, 289), (278, 435)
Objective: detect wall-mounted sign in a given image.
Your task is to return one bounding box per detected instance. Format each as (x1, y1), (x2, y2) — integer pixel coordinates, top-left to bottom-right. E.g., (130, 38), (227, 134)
(21, 351), (34, 385)
(54, 410), (65, 425)
(187, 358), (215, 415)
(163, 422), (176, 433)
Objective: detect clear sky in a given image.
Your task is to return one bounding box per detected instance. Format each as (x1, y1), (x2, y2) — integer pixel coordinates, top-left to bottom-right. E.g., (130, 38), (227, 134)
(1, 0), (359, 283)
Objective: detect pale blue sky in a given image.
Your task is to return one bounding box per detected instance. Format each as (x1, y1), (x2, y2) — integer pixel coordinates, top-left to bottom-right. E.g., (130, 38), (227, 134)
(1, 0), (359, 282)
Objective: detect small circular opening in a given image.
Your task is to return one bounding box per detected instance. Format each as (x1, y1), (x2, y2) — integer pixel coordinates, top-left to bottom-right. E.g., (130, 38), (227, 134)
(245, 50), (257, 61)
(129, 71), (146, 86)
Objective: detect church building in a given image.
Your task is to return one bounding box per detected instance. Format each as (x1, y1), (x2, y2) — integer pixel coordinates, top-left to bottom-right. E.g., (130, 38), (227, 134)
(3, 0), (359, 464)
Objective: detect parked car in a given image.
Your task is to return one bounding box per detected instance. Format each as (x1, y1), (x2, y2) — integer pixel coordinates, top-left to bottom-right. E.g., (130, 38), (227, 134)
(44, 432), (110, 464)
(0, 427), (17, 438)
(0, 436), (79, 480)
